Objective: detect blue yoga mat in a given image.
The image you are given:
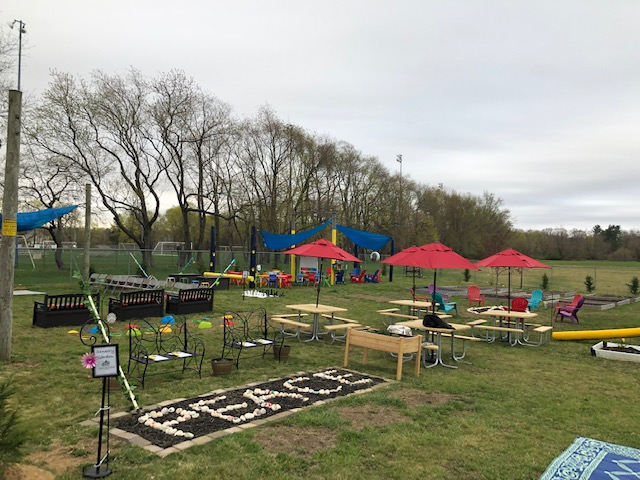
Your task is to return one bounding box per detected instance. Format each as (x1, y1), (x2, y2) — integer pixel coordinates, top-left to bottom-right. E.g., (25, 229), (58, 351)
(541, 436), (640, 479)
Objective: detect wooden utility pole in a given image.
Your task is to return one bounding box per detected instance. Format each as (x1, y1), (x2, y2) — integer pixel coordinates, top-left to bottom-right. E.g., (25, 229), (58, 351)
(83, 183), (91, 280)
(0, 90), (22, 361)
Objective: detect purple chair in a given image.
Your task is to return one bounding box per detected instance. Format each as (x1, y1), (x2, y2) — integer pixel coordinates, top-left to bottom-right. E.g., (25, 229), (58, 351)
(555, 296), (585, 323)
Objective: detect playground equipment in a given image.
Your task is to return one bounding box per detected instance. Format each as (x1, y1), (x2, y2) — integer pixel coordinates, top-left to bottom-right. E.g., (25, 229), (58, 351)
(552, 327), (640, 341)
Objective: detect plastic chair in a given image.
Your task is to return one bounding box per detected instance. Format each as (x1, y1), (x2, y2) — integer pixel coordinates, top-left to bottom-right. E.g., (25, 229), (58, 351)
(365, 269), (381, 283)
(553, 294), (582, 318)
(409, 287), (430, 302)
(527, 289), (543, 312)
(305, 272), (318, 287)
(335, 270), (345, 284)
(428, 283), (449, 302)
(267, 272), (279, 288)
(555, 295), (585, 323)
(467, 285), (485, 307)
(351, 270), (366, 283)
(511, 297), (529, 312)
(433, 292), (457, 316)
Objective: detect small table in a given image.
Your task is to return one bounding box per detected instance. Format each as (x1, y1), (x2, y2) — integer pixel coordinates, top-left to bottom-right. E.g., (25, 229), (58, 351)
(478, 309), (538, 345)
(397, 319), (471, 368)
(285, 303), (348, 342)
(388, 299), (432, 316)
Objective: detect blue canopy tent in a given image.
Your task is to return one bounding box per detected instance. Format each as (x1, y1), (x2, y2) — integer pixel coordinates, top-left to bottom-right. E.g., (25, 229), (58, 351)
(0, 205), (78, 233)
(258, 219), (394, 281)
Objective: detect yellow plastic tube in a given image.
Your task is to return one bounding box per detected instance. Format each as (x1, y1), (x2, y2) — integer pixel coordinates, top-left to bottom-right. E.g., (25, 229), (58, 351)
(202, 272), (255, 282)
(552, 327), (640, 341)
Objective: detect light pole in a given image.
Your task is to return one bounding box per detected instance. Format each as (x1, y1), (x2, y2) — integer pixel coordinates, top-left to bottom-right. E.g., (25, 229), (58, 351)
(9, 20), (26, 91)
(396, 154), (402, 178)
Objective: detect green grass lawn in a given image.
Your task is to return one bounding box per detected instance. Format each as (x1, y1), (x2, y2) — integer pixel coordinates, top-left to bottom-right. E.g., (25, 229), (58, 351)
(2, 264), (640, 479)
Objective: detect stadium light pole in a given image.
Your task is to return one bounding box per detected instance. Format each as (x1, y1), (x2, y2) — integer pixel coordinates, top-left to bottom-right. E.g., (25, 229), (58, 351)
(9, 19), (26, 91)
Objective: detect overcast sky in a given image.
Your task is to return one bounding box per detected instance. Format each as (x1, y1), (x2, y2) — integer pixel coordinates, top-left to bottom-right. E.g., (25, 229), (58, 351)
(3, 1), (640, 232)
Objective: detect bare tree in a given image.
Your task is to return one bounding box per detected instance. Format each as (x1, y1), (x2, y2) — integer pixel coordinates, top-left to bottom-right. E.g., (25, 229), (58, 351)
(29, 70), (166, 267)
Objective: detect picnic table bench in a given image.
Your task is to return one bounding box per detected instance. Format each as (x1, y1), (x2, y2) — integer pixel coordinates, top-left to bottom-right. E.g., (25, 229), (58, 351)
(127, 316), (205, 388)
(108, 289), (164, 321)
(33, 293), (100, 328)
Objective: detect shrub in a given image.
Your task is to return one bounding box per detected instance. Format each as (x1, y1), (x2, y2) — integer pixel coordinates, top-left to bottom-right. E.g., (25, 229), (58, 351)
(628, 276), (640, 296)
(463, 269), (471, 282)
(584, 275), (596, 293)
(0, 378), (25, 472)
(541, 273), (549, 290)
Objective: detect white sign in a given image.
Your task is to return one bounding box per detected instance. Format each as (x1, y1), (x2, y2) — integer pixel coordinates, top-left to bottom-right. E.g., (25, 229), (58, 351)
(92, 344), (120, 378)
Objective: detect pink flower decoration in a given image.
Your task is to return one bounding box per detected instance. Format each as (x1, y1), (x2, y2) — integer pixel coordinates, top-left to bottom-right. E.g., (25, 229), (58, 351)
(81, 353), (97, 369)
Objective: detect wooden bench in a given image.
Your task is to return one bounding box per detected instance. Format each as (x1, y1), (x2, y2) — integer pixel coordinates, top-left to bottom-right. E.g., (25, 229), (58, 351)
(271, 315), (311, 341)
(377, 309), (419, 325)
(471, 324), (524, 345)
(107, 289), (164, 321)
(165, 287), (214, 315)
(221, 308), (282, 367)
(127, 316), (205, 388)
(320, 314), (364, 341)
(344, 329), (422, 380)
(33, 293), (100, 328)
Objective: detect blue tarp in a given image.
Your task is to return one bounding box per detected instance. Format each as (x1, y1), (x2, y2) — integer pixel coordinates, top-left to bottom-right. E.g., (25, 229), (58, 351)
(0, 205), (78, 232)
(259, 219), (333, 250)
(336, 224), (391, 251)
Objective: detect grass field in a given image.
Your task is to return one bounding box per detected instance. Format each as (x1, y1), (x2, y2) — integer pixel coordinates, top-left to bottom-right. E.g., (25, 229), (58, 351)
(2, 260), (640, 479)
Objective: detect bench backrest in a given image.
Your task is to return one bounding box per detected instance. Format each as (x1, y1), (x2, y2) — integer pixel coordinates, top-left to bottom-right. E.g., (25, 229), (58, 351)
(178, 288), (213, 302)
(119, 289), (164, 304)
(45, 293), (95, 310)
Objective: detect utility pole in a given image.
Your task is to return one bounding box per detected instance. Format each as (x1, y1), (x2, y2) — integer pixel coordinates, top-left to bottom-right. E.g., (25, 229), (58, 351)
(83, 184), (91, 280)
(0, 90), (23, 361)
(9, 20), (26, 91)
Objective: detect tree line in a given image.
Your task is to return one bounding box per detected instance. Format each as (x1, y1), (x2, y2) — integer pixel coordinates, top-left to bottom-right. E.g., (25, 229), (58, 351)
(3, 67), (640, 269)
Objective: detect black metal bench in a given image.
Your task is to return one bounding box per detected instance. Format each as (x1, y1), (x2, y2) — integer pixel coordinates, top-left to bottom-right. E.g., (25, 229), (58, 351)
(108, 289), (165, 321)
(221, 308), (282, 368)
(33, 293), (100, 328)
(127, 316), (205, 388)
(165, 287), (214, 315)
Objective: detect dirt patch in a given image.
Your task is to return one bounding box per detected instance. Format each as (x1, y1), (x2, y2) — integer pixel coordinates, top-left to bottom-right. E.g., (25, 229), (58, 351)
(336, 405), (408, 430)
(4, 464), (56, 480)
(391, 389), (460, 409)
(4, 438), (96, 480)
(253, 425), (338, 457)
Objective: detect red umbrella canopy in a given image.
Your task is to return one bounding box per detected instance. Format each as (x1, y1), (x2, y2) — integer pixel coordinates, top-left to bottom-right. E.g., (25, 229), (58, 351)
(476, 249), (550, 269)
(382, 242), (478, 270)
(283, 239), (361, 262)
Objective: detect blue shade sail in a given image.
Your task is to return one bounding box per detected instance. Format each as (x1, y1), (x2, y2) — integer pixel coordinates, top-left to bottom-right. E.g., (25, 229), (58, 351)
(336, 224), (391, 251)
(0, 205), (78, 232)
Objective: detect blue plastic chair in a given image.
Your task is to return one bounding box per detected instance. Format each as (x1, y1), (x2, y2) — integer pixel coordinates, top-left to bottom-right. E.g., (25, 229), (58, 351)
(433, 292), (457, 316)
(527, 289), (543, 312)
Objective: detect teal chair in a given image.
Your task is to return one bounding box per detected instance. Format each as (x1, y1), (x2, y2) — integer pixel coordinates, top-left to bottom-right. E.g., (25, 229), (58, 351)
(528, 289), (543, 312)
(433, 292), (457, 316)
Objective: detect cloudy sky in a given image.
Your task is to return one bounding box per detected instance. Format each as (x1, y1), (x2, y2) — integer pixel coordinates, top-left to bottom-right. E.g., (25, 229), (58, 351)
(3, 1), (640, 232)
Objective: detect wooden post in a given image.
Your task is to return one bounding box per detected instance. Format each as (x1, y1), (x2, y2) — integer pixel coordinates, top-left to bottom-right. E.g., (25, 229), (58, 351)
(0, 90), (22, 361)
(83, 183), (91, 280)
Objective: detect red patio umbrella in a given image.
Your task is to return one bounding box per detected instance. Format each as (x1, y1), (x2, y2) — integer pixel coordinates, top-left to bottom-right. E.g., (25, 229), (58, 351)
(382, 242), (479, 313)
(476, 249), (550, 311)
(284, 239), (362, 306)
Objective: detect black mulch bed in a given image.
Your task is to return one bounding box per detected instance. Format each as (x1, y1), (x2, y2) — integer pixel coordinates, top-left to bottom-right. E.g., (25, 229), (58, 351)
(112, 368), (386, 449)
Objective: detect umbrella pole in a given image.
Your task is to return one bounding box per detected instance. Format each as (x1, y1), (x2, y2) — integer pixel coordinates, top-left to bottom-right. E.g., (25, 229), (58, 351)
(432, 270), (437, 313)
(507, 268), (512, 312)
(316, 260), (323, 307)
